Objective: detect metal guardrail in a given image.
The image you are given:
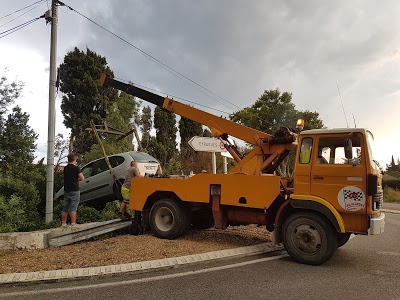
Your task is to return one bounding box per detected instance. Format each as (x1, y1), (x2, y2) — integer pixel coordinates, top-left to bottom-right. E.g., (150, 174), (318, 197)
(47, 219), (132, 247)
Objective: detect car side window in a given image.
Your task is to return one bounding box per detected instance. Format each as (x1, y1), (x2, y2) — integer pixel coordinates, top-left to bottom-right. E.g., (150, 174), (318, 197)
(92, 159), (109, 176)
(81, 162), (94, 178)
(109, 156), (125, 168)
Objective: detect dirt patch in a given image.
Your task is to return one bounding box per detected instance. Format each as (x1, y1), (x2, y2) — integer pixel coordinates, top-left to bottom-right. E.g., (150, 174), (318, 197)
(0, 225), (271, 274)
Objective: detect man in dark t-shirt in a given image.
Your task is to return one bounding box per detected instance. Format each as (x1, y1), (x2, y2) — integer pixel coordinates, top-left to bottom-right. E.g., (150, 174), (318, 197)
(61, 153), (84, 230)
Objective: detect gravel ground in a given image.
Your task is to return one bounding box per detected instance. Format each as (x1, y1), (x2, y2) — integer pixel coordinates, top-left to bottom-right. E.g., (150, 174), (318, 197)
(0, 225), (272, 274)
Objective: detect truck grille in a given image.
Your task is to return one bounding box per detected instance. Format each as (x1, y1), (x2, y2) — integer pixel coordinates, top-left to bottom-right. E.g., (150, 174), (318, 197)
(373, 192), (383, 211)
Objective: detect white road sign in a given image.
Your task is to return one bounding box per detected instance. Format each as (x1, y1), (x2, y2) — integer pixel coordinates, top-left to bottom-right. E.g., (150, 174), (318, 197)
(188, 136), (226, 152)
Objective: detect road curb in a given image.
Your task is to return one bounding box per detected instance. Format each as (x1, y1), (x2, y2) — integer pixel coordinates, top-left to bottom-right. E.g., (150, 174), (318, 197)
(0, 242), (283, 285)
(381, 209), (400, 214)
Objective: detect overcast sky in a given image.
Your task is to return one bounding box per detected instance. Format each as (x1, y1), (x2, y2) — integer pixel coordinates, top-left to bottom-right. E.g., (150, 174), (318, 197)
(0, 0), (399, 167)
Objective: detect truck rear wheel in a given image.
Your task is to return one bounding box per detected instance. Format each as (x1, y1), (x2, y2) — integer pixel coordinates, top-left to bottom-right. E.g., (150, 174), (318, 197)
(282, 211), (338, 265)
(149, 199), (190, 239)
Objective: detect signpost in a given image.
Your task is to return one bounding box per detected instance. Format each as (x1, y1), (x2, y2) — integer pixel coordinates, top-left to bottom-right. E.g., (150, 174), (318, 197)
(188, 136), (226, 153)
(188, 136), (231, 174)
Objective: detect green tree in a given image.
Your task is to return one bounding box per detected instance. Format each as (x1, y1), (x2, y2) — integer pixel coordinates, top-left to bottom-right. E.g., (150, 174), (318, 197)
(82, 91), (141, 164)
(0, 72), (46, 229)
(230, 88), (324, 177)
(179, 117), (203, 174)
(54, 133), (69, 168)
(230, 89), (297, 134)
(58, 47), (117, 153)
(387, 155), (398, 172)
(0, 106), (38, 176)
(0, 72), (23, 116)
(139, 106), (153, 151)
(296, 110), (324, 130)
(150, 107), (178, 170)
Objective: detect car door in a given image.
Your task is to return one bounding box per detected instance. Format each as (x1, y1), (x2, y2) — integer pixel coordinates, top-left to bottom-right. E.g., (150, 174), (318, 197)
(79, 161), (95, 202)
(85, 158), (114, 201)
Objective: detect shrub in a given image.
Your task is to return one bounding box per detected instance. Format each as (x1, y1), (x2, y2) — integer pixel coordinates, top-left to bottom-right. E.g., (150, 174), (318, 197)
(0, 195), (30, 233)
(383, 179), (400, 190)
(383, 187), (400, 203)
(99, 200), (120, 221)
(0, 175), (41, 231)
(77, 205), (101, 224)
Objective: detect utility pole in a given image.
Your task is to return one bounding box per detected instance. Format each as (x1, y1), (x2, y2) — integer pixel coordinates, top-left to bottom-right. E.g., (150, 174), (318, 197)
(45, 0), (58, 223)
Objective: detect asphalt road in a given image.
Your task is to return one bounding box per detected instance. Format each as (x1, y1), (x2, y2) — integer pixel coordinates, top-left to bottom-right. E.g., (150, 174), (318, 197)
(1, 212), (399, 300)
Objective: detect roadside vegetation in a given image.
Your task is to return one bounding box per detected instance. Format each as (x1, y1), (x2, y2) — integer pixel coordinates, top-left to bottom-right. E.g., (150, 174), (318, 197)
(383, 159), (400, 203)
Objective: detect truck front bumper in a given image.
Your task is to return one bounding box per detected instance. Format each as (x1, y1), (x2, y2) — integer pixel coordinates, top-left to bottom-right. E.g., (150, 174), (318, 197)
(369, 212), (385, 235)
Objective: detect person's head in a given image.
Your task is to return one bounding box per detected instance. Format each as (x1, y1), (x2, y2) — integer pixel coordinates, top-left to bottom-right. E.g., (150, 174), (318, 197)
(131, 160), (138, 168)
(67, 153), (78, 163)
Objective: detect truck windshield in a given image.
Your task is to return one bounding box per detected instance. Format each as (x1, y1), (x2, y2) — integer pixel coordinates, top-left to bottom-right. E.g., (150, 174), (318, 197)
(366, 131), (380, 171)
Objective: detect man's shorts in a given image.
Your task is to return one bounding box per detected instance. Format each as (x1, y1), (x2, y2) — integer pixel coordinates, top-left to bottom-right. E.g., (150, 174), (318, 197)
(63, 191), (80, 212)
(121, 186), (130, 204)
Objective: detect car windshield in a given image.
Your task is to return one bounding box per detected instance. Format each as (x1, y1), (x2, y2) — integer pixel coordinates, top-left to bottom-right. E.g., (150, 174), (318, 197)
(129, 152), (159, 163)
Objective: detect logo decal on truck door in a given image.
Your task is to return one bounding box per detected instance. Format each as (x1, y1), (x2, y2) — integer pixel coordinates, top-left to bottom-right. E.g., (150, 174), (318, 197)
(338, 186), (366, 211)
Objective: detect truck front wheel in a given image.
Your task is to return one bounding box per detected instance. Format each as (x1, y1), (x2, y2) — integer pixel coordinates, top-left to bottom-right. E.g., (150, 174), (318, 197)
(337, 233), (351, 248)
(282, 211), (338, 265)
(149, 199), (190, 239)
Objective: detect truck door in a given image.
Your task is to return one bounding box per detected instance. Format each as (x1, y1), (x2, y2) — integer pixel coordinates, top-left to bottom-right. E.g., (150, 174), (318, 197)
(311, 134), (367, 214)
(293, 137), (313, 195)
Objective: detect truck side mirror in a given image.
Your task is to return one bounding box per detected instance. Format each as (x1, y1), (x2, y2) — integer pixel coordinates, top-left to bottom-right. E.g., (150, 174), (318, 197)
(344, 138), (353, 159)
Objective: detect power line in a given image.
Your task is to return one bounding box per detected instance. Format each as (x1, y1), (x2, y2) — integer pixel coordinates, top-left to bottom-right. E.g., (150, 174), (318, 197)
(0, 0), (46, 20)
(57, 1), (278, 130)
(0, 15), (44, 39)
(57, 0), (242, 113)
(0, 2), (46, 28)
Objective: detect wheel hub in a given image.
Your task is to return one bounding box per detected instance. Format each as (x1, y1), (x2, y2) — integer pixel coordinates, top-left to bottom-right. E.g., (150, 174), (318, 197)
(154, 207), (174, 232)
(293, 224), (322, 254)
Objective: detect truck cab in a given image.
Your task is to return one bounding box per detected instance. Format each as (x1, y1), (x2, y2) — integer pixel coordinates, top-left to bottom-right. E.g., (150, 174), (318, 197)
(293, 128), (384, 235)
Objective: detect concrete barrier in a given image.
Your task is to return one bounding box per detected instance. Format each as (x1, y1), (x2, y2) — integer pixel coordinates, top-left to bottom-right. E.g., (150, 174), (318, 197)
(0, 219), (131, 250)
(0, 231), (49, 250)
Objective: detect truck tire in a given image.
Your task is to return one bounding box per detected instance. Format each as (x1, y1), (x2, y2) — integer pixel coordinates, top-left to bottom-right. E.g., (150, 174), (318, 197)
(282, 211), (338, 265)
(149, 199), (190, 239)
(337, 233), (351, 248)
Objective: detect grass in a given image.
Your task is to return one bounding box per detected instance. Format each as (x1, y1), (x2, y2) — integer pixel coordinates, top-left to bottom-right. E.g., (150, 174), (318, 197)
(383, 187), (400, 203)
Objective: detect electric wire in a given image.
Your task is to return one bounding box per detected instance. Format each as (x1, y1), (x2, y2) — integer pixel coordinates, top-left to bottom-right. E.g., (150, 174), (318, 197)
(57, 0), (242, 112)
(0, 0), (46, 20)
(0, 16), (44, 39)
(0, 2), (46, 28)
(56, 1), (279, 131)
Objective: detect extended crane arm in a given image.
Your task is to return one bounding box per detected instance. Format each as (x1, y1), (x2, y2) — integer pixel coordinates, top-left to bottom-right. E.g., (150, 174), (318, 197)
(99, 74), (271, 146)
(99, 74), (297, 175)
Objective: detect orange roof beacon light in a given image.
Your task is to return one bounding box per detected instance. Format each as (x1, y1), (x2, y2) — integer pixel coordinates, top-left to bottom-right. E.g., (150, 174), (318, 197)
(296, 118), (304, 132)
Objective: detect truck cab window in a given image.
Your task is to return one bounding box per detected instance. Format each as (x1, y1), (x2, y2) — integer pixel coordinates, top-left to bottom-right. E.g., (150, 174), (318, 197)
(318, 136), (361, 165)
(299, 138), (313, 164)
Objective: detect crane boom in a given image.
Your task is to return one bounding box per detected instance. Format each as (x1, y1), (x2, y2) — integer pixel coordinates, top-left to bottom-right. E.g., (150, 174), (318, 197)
(99, 74), (297, 174)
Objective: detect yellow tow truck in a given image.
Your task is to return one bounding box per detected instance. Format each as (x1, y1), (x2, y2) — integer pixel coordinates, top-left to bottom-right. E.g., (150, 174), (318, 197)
(99, 74), (385, 265)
